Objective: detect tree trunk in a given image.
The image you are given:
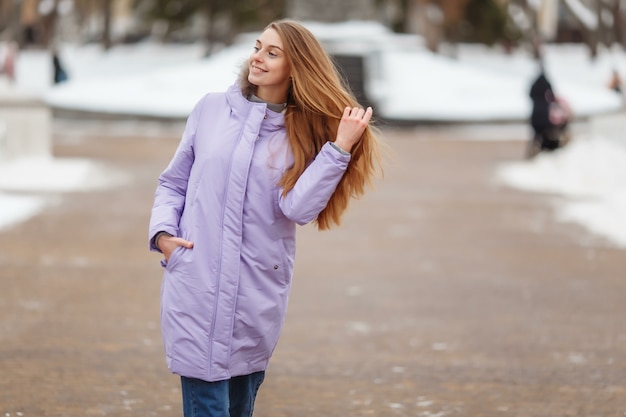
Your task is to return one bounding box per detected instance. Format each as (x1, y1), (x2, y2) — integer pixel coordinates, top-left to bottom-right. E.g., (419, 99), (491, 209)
(561, 0), (599, 59)
(9, 1), (24, 46)
(611, 0), (626, 47)
(412, 0), (444, 53)
(40, 0), (59, 48)
(203, 2), (216, 56)
(103, 0), (112, 50)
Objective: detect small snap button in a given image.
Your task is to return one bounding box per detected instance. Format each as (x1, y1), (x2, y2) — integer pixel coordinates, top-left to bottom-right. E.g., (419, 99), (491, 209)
(273, 265), (279, 270)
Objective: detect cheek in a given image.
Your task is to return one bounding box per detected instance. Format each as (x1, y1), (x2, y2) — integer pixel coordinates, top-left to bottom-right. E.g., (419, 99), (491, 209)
(278, 70), (290, 83)
(278, 63), (291, 81)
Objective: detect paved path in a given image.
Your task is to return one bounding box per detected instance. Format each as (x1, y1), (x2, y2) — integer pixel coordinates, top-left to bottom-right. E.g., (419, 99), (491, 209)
(1, 120), (624, 417)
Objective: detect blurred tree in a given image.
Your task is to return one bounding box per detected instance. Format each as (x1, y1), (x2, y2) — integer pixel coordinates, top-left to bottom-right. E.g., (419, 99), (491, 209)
(198, 0), (286, 53)
(403, 0), (462, 52)
(404, 0), (521, 51)
(200, 0), (231, 53)
(133, 0), (285, 49)
(288, 0), (375, 22)
(103, 0), (113, 50)
(414, 0), (446, 52)
(373, 0), (408, 33)
(72, 0), (97, 42)
(606, 0), (625, 45)
(509, 0), (626, 60)
(561, 0), (600, 57)
(0, 0), (24, 45)
(133, 0), (203, 40)
(39, 0), (60, 47)
(460, 0), (516, 45)
(613, 0), (626, 46)
(559, 0), (625, 58)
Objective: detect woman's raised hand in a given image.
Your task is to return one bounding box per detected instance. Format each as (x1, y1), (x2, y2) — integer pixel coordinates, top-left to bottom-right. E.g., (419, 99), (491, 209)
(334, 106), (373, 153)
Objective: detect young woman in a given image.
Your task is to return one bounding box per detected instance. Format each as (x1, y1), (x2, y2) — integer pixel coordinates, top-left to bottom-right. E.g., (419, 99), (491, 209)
(148, 19), (383, 417)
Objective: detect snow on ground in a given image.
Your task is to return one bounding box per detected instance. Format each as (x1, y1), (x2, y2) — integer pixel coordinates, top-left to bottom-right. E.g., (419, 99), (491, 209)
(0, 156), (129, 193)
(0, 193), (50, 231)
(496, 132), (626, 248)
(2, 20), (626, 248)
(0, 155), (130, 232)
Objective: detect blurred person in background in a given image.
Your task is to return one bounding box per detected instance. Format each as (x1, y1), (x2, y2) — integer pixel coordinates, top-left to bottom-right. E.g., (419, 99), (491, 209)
(608, 69), (625, 111)
(148, 19), (383, 417)
(0, 42), (17, 83)
(52, 50), (68, 84)
(608, 68), (622, 94)
(527, 69), (571, 158)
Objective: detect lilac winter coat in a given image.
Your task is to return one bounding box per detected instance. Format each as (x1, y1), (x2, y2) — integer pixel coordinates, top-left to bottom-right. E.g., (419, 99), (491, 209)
(149, 82), (351, 382)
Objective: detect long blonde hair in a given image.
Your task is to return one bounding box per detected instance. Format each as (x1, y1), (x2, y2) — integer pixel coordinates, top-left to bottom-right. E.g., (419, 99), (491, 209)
(240, 19), (383, 230)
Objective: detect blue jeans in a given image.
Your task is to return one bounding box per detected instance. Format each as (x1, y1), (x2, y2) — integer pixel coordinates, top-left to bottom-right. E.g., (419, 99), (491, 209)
(181, 371), (265, 417)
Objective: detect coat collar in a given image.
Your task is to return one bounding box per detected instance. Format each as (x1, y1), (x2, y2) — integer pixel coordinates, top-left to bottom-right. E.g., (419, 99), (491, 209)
(226, 82), (285, 130)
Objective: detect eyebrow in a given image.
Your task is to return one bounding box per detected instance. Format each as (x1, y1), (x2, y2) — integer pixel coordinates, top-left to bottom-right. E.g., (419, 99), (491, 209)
(255, 39), (284, 52)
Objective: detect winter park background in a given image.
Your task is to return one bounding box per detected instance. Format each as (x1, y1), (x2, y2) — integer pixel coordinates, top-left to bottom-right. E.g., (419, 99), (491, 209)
(1, 20), (626, 249)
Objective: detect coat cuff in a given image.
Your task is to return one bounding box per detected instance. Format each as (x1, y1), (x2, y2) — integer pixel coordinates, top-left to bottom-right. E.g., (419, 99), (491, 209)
(329, 141), (351, 156)
(150, 231), (173, 252)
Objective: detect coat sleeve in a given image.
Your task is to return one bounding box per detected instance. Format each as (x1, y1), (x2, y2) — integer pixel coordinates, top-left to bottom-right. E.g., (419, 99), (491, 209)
(278, 141), (351, 225)
(148, 97), (203, 251)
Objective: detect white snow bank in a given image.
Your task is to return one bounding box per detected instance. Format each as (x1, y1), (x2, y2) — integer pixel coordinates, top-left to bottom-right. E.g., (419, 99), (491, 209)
(0, 193), (49, 231)
(0, 156), (129, 231)
(496, 135), (626, 248)
(0, 156), (129, 193)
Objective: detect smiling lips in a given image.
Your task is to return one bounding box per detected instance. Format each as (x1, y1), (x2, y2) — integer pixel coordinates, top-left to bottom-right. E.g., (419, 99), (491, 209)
(251, 65), (267, 74)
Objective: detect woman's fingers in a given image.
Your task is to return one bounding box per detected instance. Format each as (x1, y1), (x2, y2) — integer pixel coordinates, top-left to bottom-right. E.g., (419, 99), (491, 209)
(335, 106), (373, 152)
(172, 237), (194, 249)
(163, 235), (194, 249)
(343, 106), (371, 123)
(362, 106), (373, 123)
(342, 107), (372, 127)
(161, 236), (194, 261)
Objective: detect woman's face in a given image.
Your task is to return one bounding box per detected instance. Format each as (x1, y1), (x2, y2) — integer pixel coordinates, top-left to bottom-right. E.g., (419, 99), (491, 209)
(248, 27), (292, 103)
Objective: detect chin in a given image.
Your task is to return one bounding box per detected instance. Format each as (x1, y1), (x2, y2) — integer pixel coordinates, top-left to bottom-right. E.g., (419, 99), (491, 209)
(248, 73), (261, 84)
